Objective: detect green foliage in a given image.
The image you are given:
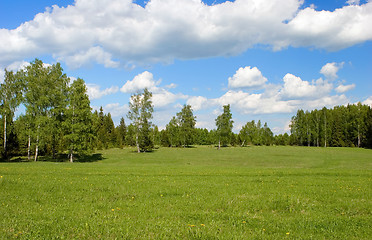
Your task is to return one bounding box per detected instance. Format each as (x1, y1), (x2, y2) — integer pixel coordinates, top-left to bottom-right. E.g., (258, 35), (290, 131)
(177, 104), (196, 147)
(64, 78), (93, 162)
(239, 120), (273, 146)
(215, 104), (233, 148)
(290, 104), (372, 147)
(0, 69), (23, 158)
(127, 88), (154, 152)
(1, 147), (371, 239)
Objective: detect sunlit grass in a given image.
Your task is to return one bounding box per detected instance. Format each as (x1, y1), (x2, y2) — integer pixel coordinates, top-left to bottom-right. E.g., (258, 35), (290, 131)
(1, 146), (371, 239)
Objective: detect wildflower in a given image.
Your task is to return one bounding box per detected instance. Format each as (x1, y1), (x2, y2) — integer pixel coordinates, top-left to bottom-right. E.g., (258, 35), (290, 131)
(263, 229), (265, 231)
(242, 221), (246, 224)
(286, 232), (290, 235)
(111, 209), (115, 211)
(201, 224), (205, 227)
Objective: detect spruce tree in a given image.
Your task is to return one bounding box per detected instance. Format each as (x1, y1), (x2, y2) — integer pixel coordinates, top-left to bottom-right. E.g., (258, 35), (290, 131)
(64, 78), (93, 162)
(215, 104), (233, 149)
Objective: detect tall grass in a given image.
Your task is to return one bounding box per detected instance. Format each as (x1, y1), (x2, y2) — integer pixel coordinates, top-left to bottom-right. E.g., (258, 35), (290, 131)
(1, 146), (371, 239)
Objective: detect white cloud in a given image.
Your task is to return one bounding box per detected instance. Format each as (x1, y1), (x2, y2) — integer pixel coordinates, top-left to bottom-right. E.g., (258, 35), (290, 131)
(304, 94), (349, 109)
(335, 83), (355, 93)
(320, 62), (344, 79)
(362, 96), (372, 106)
(0, 69), (4, 83)
(121, 71), (186, 109)
(87, 84), (119, 100)
(287, 3), (372, 50)
(103, 103), (129, 117)
(347, 0), (360, 5)
(228, 66), (267, 89)
(58, 46), (120, 69)
(187, 96), (209, 111)
(120, 71), (158, 93)
(1, 0), (371, 67)
(215, 90), (296, 114)
(280, 73), (332, 99)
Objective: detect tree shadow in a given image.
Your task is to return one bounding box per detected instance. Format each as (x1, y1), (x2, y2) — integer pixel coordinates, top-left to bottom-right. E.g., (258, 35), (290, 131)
(1, 153), (105, 163)
(76, 153), (104, 162)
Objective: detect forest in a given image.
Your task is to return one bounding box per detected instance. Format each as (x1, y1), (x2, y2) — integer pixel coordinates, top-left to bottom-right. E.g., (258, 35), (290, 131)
(1, 59), (372, 161)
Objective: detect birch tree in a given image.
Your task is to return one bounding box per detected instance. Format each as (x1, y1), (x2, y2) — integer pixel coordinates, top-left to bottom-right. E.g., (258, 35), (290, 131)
(0, 70), (23, 159)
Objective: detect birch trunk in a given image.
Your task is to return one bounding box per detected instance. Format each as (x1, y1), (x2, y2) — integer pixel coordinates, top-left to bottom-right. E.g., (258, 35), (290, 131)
(3, 114), (6, 154)
(34, 136), (39, 161)
(70, 148), (73, 163)
(357, 124), (360, 148)
(34, 125), (39, 161)
(27, 134), (31, 160)
(136, 133), (140, 153)
(218, 137), (221, 150)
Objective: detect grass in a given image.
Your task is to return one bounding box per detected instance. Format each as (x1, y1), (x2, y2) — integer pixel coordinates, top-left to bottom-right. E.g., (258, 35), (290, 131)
(1, 146), (371, 239)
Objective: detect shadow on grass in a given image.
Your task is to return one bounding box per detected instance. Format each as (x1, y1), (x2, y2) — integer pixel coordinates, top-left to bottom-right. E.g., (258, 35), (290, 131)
(1, 153), (105, 163)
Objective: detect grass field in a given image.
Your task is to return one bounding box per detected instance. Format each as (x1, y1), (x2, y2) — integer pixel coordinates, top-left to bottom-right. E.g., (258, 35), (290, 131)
(1, 146), (371, 239)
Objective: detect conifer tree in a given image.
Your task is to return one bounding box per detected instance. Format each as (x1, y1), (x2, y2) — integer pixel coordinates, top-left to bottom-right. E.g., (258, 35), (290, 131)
(215, 104), (233, 149)
(64, 78), (93, 162)
(177, 104), (196, 147)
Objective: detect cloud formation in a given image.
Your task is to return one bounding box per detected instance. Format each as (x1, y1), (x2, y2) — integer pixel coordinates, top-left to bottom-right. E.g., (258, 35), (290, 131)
(187, 65), (350, 116)
(320, 62), (344, 79)
(121, 71), (186, 109)
(87, 84), (119, 100)
(228, 66), (267, 89)
(1, 0), (371, 67)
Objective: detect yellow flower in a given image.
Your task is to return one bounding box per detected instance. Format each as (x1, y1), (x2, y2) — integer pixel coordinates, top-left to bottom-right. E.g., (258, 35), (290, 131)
(201, 224), (205, 227)
(111, 209), (115, 211)
(286, 232), (290, 235)
(242, 221), (246, 224)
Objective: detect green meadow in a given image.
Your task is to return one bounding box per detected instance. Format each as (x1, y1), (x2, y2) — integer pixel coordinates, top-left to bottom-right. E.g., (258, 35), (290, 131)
(1, 146), (371, 239)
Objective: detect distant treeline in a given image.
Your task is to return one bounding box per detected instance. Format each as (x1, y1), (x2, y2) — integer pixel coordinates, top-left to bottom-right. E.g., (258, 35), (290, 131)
(289, 104), (372, 148)
(1, 59), (371, 161)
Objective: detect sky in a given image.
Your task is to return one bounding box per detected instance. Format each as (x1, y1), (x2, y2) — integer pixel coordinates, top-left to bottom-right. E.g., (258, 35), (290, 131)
(1, 0), (371, 134)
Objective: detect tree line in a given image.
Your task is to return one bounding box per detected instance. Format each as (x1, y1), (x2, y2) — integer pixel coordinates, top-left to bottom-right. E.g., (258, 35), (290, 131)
(1, 59), (371, 161)
(289, 104), (372, 148)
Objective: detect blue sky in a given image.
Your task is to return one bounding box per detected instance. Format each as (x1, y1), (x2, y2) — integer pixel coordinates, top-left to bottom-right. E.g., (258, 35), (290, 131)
(1, 0), (371, 134)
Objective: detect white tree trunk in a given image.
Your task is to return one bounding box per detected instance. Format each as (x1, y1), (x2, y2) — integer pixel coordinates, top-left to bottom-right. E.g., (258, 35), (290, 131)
(34, 139), (38, 161)
(136, 133), (140, 153)
(35, 125), (39, 161)
(27, 134), (31, 160)
(3, 114), (6, 154)
(357, 124), (360, 148)
(218, 137), (221, 150)
(70, 149), (73, 163)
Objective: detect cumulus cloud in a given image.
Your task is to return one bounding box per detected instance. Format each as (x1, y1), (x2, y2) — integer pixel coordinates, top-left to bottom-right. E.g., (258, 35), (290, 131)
(120, 71), (159, 93)
(228, 66), (267, 89)
(1, 0), (371, 67)
(362, 96), (372, 106)
(320, 62), (344, 79)
(121, 71), (185, 108)
(103, 103), (129, 117)
(187, 96), (209, 111)
(335, 83), (355, 93)
(87, 84), (119, 100)
(280, 73), (332, 99)
(347, 0), (360, 5)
